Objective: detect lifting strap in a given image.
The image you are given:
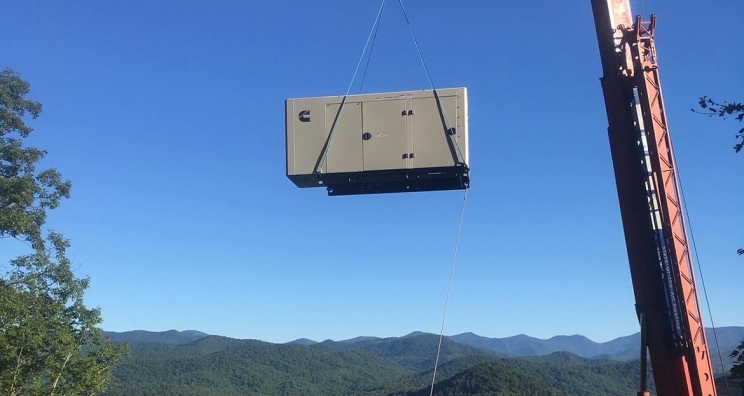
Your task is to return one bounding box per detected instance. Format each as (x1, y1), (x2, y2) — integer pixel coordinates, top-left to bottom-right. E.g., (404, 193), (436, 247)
(398, 0), (466, 168)
(312, 0), (387, 175)
(313, 0), (467, 176)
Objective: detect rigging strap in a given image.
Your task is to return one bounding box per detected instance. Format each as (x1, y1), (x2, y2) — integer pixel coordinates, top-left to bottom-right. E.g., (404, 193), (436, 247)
(398, 0), (467, 168)
(314, 0), (467, 175)
(314, 0), (387, 175)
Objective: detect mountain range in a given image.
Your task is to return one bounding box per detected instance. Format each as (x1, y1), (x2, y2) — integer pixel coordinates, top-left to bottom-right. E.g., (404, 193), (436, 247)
(105, 326), (743, 374)
(284, 327), (743, 371)
(101, 327), (744, 396)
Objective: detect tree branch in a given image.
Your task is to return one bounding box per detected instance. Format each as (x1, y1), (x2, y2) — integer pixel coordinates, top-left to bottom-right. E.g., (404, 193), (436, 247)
(49, 352), (73, 396)
(10, 346), (24, 396)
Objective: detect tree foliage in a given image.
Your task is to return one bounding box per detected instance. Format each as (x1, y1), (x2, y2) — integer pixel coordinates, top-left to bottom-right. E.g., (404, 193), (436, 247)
(694, 96), (744, 154)
(0, 67), (126, 395)
(399, 360), (568, 396)
(0, 68), (70, 250)
(102, 334), (654, 396)
(732, 340), (744, 378)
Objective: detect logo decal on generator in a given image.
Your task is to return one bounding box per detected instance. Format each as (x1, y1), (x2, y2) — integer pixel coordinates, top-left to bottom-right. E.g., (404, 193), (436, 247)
(298, 110), (311, 122)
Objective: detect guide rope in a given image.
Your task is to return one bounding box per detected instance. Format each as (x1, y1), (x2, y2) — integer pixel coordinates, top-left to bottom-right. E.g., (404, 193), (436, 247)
(429, 188), (469, 396)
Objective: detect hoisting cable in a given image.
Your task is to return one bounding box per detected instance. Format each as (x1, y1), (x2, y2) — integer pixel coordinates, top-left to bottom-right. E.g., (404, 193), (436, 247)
(397, 0), (467, 168)
(664, 111), (729, 391)
(428, 189), (469, 396)
(314, 0), (387, 175)
(397, 0), (434, 90)
(358, 7), (383, 93)
(676, 174), (731, 393)
(669, 106), (730, 393)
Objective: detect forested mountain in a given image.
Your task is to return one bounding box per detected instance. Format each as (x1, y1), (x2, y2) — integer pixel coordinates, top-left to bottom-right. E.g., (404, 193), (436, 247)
(316, 333), (499, 370)
(449, 326), (744, 374)
(301, 326), (743, 368)
(104, 330), (208, 345)
(395, 353), (649, 396)
(288, 338), (319, 345)
(106, 336), (411, 396)
(396, 360), (569, 396)
(102, 332), (661, 396)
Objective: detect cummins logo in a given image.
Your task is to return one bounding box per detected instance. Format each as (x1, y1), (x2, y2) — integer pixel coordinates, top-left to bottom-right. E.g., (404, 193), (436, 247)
(298, 110), (311, 122)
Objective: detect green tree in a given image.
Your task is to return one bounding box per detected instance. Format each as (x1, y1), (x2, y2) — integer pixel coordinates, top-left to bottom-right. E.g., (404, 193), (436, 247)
(731, 340), (744, 378)
(0, 69), (70, 250)
(0, 67), (127, 395)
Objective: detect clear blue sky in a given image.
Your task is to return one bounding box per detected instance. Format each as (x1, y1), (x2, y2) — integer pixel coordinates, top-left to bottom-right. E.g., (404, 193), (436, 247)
(1, 0), (741, 344)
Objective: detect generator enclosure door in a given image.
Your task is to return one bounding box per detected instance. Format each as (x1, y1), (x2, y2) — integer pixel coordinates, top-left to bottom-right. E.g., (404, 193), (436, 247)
(286, 87), (469, 195)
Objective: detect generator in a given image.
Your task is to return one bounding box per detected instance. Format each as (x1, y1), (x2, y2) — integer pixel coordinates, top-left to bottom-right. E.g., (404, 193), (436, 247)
(285, 87), (469, 195)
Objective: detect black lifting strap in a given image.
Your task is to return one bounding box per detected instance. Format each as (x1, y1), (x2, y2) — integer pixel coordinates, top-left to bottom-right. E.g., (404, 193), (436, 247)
(313, 0), (467, 175)
(312, 0), (387, 177)
(432, 89), (467, 169)
(398, 0), (467, 169)
(312, 96), (347, 175)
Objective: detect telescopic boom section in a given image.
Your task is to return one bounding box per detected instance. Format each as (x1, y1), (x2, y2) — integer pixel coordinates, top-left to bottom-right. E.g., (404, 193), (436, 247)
(590, 1), (717, 395)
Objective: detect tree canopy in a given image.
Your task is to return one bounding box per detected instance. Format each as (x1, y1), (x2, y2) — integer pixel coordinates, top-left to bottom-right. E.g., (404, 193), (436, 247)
(731, 341), (744, 378)
(695, 96), (744, 154)
(0, 67), (127, 395)
(0, 68), (70, 250)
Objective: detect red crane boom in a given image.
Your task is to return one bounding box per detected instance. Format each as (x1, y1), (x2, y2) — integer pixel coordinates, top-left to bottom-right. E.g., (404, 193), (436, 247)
(590, 1), (717, 395)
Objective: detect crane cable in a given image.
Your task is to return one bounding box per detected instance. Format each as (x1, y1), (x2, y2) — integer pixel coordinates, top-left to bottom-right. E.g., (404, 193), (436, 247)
(633, 0), (728, 389)
(661, 70), (729, 388)
(637, 0), (646, 21)
(397, 0), (467, 167)
(652, 0), (728, 377)
(314, 0), (387, 174)
(676, 174), (731, 393)
(636, 0), (729, 392)
(429, 188), (469, 396)
(358, 3), (384, 93)
(316, 0), (467, 174)
(344, 0), (386, 98)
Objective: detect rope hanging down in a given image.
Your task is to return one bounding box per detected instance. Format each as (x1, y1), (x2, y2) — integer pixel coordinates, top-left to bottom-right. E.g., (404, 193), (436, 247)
(313, 3), (472, 392)
(428, 189), (469, 396)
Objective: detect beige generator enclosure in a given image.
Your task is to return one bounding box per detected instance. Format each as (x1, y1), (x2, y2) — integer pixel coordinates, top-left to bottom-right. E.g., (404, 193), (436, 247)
(285, 87), (470, 196)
